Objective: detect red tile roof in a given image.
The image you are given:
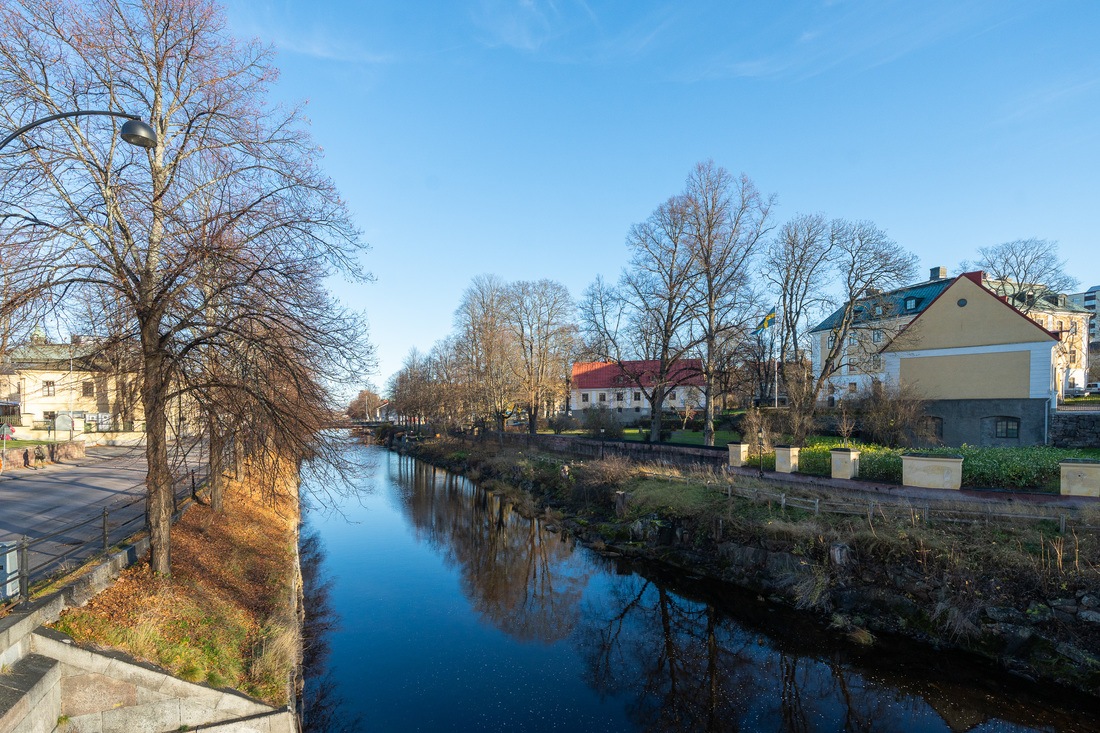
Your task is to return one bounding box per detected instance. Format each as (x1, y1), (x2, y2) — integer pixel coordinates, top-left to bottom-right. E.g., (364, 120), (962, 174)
(571, 360), (704, 389)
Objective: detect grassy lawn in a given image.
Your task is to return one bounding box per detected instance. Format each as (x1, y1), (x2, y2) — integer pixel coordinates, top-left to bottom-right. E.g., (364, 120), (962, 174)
(0, 439), (50, 448)
(1063, 395), (1100, 405)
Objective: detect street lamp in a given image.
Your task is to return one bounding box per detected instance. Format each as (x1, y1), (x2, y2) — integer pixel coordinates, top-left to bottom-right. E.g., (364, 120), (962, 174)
(0, 110), (156, 153)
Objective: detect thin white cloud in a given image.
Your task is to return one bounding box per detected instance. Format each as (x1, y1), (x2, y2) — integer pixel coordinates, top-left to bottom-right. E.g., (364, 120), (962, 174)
(998, 76), (1100, 124)
(225, 1), (392, 65)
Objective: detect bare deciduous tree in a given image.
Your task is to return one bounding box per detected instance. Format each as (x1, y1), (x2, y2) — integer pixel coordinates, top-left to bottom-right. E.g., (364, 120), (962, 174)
(581, 196), (701, 442)
(504, 279), (575, 434)
(454, 275), (519, 431)
(764, 216), (917, 443)
(684, 160), (774, 445)
(0, 0), (370, 574)
(964, 238), (1078, 303)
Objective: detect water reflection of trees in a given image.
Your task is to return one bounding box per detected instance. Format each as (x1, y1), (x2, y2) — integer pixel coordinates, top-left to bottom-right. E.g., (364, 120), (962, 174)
(387, 457), (1093, 733)
(393, 460), (588, 643)
(578, 578), (936, 732)
(299, 527), (363, 733)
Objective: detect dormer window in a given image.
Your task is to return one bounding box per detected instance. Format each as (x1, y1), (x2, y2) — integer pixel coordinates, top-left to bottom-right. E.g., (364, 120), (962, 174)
(905, 297), (918, 311)
(874, 306), (883, 316)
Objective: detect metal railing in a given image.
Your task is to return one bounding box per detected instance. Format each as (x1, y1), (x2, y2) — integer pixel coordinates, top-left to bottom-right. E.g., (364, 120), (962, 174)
(1, 467), (207, 605)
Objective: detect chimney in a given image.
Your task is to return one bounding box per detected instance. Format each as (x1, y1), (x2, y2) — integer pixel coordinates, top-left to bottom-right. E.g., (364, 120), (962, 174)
(929, 266), (947, 281)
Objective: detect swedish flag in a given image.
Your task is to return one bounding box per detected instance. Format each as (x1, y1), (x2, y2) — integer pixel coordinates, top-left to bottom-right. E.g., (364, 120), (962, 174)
(752, 308), (776, 335)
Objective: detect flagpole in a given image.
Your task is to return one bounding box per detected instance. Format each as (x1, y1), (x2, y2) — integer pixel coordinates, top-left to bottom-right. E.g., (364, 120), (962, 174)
(772, 310), (779, 408)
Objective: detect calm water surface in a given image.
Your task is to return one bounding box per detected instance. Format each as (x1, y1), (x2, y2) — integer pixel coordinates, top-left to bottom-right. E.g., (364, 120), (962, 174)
(300, 445), (1098, 732)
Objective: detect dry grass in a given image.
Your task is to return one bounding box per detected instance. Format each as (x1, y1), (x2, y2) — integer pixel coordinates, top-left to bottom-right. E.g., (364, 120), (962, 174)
(50, 458), (300, 705)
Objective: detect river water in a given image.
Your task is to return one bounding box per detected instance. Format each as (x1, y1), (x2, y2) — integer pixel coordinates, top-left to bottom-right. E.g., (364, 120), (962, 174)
(300, 445), (1098, 732)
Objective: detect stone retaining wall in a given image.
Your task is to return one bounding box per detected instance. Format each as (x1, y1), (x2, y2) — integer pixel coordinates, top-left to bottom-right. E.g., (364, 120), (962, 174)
(0, 441), (85, 473)
(1050, 412), (1100, 449)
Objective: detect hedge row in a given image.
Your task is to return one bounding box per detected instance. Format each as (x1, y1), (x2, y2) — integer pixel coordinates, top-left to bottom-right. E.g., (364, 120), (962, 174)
(786, 441), (1096, 491)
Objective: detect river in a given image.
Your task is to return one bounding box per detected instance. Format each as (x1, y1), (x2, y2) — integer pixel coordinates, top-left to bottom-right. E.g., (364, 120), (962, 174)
(299, 445), (1098, 732)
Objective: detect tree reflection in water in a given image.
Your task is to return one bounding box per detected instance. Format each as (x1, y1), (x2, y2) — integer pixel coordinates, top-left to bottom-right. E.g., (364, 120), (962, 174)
(394, 461), (588, 644)
(305, 451), (1097, 733)
(299, 526), (363, 733)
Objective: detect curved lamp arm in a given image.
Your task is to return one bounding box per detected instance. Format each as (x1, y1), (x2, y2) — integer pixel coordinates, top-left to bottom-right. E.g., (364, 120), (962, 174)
(0, 110), (156, 152)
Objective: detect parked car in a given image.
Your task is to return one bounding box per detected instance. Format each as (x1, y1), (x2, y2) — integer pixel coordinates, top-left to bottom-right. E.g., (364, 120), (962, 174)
(1067, 383), (1100, 397)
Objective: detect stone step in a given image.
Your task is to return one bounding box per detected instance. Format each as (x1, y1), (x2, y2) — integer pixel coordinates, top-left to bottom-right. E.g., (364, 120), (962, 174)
(0, 652), (61, 733)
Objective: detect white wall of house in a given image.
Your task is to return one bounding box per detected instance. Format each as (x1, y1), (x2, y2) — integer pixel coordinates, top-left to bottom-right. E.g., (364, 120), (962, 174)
(570, 386), (704, 415)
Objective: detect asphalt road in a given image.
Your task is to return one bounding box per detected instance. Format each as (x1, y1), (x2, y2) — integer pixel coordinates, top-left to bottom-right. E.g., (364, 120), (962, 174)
(0, 445), (203, 592)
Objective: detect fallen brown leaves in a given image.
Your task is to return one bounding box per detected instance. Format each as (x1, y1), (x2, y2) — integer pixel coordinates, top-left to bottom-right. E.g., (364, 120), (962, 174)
(51, 464), (300, 704)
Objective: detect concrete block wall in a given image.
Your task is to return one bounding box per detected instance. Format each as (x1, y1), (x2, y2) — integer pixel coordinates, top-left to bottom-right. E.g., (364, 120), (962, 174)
(32, 630), (294, 733)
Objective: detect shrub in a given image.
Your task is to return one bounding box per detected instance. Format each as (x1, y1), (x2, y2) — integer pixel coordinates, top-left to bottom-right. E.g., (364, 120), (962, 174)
(581, 408), (624, 439)
(547, 414), (577, 434)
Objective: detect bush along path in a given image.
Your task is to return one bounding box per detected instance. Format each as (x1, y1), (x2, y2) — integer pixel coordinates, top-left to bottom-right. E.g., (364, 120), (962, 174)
(407, 437), (1100, 697)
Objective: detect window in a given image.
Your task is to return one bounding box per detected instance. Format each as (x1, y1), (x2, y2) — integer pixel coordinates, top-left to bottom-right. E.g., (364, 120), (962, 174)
(43, 411), (56, 421)
(1071, 322), (1078, 334)
(995, 417), (1020, 439)
(668, 391), (676, 400)
(872, 329), (883, 343)
(634, 407), (641, 413)
(581, 393), (589, 403)
(598, 393), (606, 402)
(616, 392), (624, 401)
(633, 392), (641, 401)
(827, 334), (836, 348)
(1057, 320), (1064, 332)
(43, 380), (55, 396)
(1070, 349), (1077, 364)
(848, 333), (858, 346)
(874, 306), (883, 316)
(848, 382), (858, 393)
(616, 407), (622, 413)
(82, 380), (95, 397)
(871, 354), (882, 370)
(905, 297), (917, 311)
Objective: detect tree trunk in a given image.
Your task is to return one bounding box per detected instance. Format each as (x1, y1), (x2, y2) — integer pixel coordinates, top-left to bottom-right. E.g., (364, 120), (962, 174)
(141, 347), (172, 576)
(649, 390), (663, 443)
(528, 398), (539, 435)
(703, 382), (715, 447)
(209, 417), (225, 513)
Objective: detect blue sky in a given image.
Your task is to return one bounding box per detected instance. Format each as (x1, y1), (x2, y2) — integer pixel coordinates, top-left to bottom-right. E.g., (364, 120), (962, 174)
(222, 0), (1100, 388)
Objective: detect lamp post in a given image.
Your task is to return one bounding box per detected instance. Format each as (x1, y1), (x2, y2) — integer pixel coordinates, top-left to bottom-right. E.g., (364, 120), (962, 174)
(757, 427), (765, 478)
(1, 110), (156, 153)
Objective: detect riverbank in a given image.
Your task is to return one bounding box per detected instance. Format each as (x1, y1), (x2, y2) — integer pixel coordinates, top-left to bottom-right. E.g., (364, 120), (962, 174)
(48, 460), (302, 706)
(406, 436), (1100, 697)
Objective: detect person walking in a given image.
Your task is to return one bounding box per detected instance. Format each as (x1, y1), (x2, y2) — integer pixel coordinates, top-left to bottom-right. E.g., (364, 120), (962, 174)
(24, 448), (34, 470)
(34, 444), (45, 469)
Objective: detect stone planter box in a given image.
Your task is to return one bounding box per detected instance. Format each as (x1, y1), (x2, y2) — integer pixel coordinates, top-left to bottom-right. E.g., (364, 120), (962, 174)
(830, 448), (860, 480)
(1059, 459), (1100, 497)
(775, 445), (800, 474)
(727, 442), (750, 467)
(902, 453), (963, 490)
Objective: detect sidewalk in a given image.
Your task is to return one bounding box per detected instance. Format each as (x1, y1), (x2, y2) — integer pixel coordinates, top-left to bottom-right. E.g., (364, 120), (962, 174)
(725, 463), (1100, 510)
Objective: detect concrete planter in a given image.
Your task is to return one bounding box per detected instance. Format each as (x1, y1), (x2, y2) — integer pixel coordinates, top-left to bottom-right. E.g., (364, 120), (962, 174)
(775, 445), (800, 474)
(727, 442), (750, 467)
(830, 448), (860, 480)
(1059, 459), (1100, 497)
(902, 453), (963, 490)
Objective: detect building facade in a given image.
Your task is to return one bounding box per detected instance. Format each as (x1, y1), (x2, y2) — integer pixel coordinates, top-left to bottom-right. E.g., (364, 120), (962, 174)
(810, 268), (1091, 403)
(0, 336), (142, 434)
(881, 273), (1059, 446)
(570, 360), (705, 421)
(1067, 284), (1099, 347)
